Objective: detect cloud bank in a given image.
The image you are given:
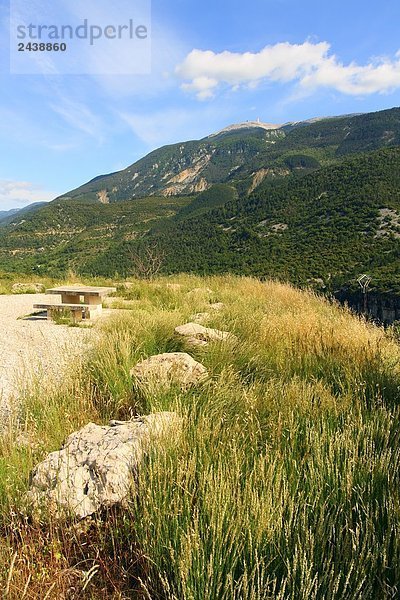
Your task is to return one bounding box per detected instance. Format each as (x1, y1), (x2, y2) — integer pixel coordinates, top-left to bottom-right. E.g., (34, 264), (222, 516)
(176, 41), (400, 99)
(0, 181), (56, 210)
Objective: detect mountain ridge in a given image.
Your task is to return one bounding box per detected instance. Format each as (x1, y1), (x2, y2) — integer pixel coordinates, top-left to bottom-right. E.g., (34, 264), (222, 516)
(0, 209), (19, 223)
(57, 107), (400, 203)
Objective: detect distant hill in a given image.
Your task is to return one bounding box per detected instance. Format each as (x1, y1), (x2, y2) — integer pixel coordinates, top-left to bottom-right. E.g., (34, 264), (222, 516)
(0, 195), (191, 274)
(0, 209), (19, 223)
(0, 202), (48, 227)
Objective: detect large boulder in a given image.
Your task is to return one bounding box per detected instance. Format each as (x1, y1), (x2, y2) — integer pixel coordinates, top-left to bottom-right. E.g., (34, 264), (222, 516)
(131, 352), (207, 389)
(26, 412), (180, 519)
(12, 282), (45, 294)
(174, 322), (236, 347)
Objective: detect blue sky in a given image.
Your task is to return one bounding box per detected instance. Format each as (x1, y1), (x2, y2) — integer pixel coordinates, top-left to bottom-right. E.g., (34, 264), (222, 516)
(1, 0), (400, 209)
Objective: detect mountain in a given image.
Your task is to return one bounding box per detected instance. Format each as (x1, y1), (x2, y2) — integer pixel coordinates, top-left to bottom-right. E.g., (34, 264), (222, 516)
(0, 107), (400, 297)
(0, 209), (19, 223)
(0, 202), (48, 227)
(58, 107), (400, 202)
(58, 126), (287, 202)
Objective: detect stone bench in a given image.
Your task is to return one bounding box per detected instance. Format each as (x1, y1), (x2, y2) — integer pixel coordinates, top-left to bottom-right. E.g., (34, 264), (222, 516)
(33, 303), (90, 323)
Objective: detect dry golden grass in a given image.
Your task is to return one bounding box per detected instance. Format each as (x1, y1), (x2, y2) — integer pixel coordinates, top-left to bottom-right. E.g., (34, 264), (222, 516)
(0, 274), (398, 598)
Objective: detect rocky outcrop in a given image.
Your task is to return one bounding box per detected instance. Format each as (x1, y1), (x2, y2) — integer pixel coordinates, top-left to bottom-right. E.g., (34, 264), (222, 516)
(248, 168), (269, 195)
(175, 322), (236, 347)
(131, 352), (208, 389)
(96, 190), (110, 204)
(26, 412), (180, 519)
(166, 155), (212, 186)
(193, 177), (209, 193)
(335, 290), (400, 325)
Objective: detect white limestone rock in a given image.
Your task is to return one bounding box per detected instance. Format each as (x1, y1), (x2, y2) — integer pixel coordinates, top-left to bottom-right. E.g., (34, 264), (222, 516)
(174, 322), (236, 347)
(131, 352), (208, 389)
(26, 412), (180, 519)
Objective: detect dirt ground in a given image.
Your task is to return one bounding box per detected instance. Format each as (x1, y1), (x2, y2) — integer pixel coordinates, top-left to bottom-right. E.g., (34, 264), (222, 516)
(0, 294), (92, 425)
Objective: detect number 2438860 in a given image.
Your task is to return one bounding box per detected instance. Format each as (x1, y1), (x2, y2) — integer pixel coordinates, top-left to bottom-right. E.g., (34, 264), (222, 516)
(18, 42), (67, 52)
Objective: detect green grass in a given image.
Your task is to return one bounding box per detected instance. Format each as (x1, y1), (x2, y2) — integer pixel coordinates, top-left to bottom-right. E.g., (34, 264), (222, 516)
(0, 275), (398, 598)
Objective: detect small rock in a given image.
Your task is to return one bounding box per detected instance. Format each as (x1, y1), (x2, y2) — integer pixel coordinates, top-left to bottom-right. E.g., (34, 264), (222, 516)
(190, 312), (210, 324)
(131, 352), (208, 389)
(12, 283), (45, 294)
(175, 322), (236, 346)
(210, 302), (225, 311)
(26, 412), (180, 519)
(116, 282), (135, 289)
(186, 287), (213, 296)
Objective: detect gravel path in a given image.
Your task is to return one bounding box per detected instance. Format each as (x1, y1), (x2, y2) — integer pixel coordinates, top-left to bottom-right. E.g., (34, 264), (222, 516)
(0, 294), (92, 424)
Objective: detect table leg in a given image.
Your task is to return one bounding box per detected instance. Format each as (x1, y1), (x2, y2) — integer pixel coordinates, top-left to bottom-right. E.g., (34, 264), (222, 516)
(84, 295), (102, 318)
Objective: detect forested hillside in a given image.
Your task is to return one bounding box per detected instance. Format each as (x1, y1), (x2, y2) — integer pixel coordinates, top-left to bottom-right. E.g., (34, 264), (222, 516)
(84, 148), (400, 293)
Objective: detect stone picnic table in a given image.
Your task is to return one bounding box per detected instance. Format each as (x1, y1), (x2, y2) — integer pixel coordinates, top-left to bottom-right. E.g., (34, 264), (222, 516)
(33, 285), (117, 322)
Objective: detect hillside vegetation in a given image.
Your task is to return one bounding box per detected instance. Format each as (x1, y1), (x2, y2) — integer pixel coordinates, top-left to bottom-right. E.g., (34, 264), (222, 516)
(0, 195), (191, 275)
(60, 107), (400, 201)
(82, 149), (400, 294)
(0, 275), (398, 598)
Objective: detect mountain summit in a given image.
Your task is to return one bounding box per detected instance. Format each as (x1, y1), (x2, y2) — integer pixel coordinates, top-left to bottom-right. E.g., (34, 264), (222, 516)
(206, 120), (282, 138)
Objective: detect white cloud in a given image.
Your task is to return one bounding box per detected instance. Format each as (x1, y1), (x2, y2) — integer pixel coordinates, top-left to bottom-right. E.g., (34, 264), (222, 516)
(0, 180), (57, 210)
(176, 42), (400, 99)
(299, 51), (400, 95)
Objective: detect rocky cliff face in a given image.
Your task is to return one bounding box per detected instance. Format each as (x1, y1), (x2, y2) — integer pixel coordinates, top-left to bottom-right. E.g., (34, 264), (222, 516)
(59, 126), (286, 203)
(336, 291), (400, 325)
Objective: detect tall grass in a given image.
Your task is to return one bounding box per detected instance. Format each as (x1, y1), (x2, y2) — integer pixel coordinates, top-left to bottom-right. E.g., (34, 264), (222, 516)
(0, 275), (398, 598)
